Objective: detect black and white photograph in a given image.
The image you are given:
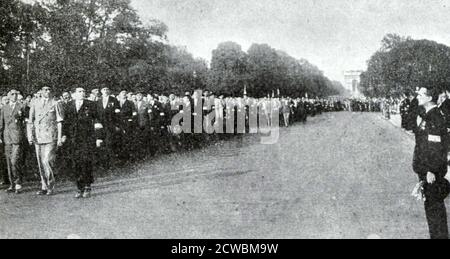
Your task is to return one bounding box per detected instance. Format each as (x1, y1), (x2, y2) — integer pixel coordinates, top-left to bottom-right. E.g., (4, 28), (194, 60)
(1, 0), (450, 242)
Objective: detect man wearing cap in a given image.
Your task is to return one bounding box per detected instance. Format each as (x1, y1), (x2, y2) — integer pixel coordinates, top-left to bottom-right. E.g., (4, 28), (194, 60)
(0, 90), (27, 194)
(28, 86), (64, 196)
(96, 87), (120, 168)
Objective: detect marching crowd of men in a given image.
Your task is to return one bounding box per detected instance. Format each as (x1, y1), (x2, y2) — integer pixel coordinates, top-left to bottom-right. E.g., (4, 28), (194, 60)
(346, 98), (383, 113)
(0, 86), (346, 198)
(2, 84), (447, 239)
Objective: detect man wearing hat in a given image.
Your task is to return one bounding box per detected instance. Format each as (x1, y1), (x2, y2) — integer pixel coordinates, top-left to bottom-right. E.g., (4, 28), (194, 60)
(0, 90), (27, 194)
(28, 86), (64, 196)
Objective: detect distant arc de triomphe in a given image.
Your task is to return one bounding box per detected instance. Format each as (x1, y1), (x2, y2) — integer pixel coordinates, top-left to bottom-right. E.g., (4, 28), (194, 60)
(344, 70), (363, 97)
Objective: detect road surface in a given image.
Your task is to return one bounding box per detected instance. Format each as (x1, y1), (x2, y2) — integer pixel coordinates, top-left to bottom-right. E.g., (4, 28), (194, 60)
(0, 112), (435, 239)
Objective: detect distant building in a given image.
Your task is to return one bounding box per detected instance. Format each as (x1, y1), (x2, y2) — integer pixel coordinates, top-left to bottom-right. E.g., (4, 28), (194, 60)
(344, 70), (363, 97)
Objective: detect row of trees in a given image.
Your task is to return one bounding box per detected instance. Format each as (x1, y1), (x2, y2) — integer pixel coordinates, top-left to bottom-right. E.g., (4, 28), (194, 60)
(1, 0), (345, 97)
(360, 34), (450, 97)
(209, 42), (346, 97)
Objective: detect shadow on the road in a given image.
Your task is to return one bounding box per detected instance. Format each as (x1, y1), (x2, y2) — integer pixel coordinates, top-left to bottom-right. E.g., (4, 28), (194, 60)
(1, 117), (320, 199)
(90, 170), (254, 198)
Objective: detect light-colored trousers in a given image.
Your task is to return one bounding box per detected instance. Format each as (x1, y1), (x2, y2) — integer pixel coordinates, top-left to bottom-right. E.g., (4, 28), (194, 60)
(35, 143), (57, 191)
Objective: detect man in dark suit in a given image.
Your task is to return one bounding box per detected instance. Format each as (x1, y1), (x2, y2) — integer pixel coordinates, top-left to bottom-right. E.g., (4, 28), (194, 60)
(408, 94), (420, 132)
(400, 93), (411, 129)
(96, 87), (120, 168)
(413, 86), (450, 239)
(117, 90), (137, 163)
(0, 90), (27, 194)
(148, 94), (163, 156)
(439, 91), (450, 146)
(63, 88), (99, 198)
(134, 91), (151, 160)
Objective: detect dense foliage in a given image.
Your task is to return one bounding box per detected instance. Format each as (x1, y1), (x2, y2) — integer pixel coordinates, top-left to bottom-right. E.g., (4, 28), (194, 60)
(0, 0), (345, 97)
(360, 34), (450, 97)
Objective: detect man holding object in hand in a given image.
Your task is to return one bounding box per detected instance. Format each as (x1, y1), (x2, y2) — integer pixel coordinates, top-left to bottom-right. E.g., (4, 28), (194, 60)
(413, 87), (450, 239)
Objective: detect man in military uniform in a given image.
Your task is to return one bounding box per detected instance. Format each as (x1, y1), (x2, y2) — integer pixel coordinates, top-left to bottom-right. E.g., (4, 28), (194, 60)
(28, 86), (64, 196)
(0, 90), (27, 194)
(413, 87), (450, 239)
(63, 88), (99, 198)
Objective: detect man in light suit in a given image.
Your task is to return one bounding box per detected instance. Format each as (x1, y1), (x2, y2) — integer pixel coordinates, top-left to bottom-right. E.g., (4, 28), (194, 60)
(0, 101), (9, 187)
(28, 86), (64, 196)
(0, 90), (27, 194)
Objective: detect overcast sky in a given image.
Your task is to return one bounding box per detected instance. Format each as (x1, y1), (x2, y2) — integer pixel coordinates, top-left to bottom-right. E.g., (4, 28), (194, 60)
(132, 0), (450, 82)
(22, 0), (450, 82)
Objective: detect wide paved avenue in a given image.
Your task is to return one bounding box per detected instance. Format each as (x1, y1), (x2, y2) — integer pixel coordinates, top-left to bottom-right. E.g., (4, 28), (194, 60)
(0, 112), (433, 239)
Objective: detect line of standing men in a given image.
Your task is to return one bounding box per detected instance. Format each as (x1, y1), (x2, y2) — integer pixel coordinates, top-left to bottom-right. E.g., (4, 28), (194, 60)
(0, 87), (102, 198)
(0, 86), (342, 199)
(0, 86), (165, 198)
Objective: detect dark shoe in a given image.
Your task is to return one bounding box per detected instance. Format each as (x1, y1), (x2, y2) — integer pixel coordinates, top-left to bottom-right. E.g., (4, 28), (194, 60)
(37, 190), (48, 196)
(5, 188), (15, 194)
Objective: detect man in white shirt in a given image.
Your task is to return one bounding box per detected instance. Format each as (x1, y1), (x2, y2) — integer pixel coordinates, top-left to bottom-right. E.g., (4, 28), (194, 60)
(96, 87), (120, 168)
